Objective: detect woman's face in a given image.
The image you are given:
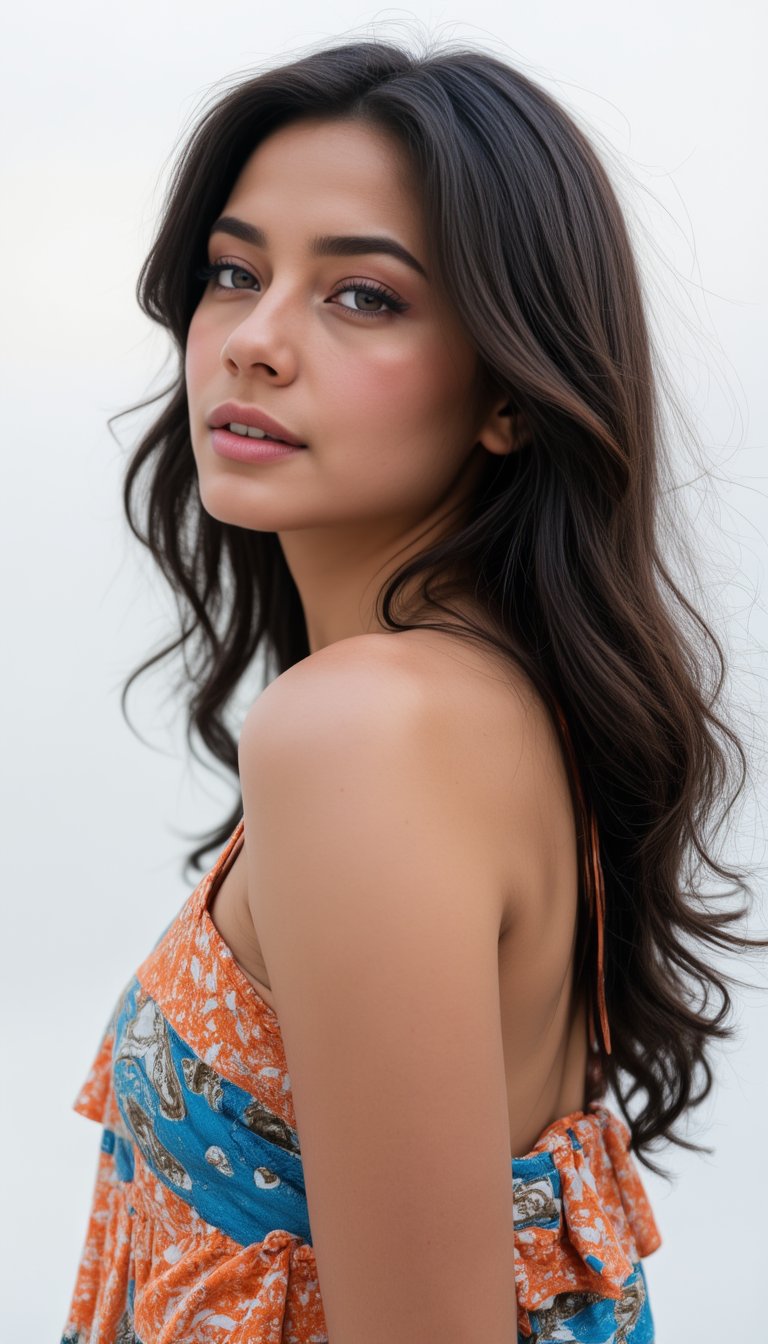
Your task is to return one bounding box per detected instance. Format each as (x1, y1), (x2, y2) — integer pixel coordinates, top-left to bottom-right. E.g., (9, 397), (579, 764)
(185, 116), (504, 540)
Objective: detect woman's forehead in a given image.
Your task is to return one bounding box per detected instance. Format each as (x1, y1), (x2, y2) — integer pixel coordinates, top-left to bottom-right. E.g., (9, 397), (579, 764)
(221, 117), (425, 242)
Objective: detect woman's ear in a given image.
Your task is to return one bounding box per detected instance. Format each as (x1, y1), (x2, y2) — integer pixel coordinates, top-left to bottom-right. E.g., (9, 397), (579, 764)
(476, 396), (531, 456)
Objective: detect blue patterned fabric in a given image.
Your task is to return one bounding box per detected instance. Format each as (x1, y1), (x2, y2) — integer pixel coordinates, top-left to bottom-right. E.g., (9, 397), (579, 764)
(521, 1262), (653, 1342)
(112, 974), (312, 1247)
(111, 974), (656, 1341)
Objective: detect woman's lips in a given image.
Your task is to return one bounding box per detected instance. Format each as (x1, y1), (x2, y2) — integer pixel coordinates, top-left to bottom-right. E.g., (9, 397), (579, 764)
(211, 427), (308, 462)
(208, 401), (305, 445)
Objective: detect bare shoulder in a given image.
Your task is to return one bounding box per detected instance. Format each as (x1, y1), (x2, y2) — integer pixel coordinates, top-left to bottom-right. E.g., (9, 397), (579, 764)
(241, 625), (554, 758)
(239, 632), (428, 757)
(238, 632), (473, 892)
(240, 627), (574, 932)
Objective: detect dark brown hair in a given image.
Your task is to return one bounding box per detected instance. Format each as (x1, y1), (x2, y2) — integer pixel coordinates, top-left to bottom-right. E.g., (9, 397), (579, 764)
(117, 38), (762, 1172)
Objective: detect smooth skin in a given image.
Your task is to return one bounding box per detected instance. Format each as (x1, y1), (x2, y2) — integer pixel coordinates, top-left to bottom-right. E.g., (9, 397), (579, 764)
(185, 116), (588, 1344)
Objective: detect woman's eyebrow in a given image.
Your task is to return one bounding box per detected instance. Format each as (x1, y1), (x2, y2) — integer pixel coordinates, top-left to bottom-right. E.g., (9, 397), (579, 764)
(209, 215), (428, 280)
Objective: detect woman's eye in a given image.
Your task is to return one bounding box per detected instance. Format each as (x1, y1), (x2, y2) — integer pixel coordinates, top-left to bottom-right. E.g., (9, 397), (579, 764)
(196, 262), (258, 290)
(331, 283), (408, 317)
(336, 288), (388, 313)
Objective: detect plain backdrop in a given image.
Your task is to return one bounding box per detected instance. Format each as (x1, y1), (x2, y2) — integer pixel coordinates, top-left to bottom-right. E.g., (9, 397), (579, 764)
(2, 2), (766, 1339)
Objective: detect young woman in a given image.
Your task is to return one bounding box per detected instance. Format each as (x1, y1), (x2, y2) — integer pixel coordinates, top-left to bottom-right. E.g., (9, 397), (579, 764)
(62, 38), (756, 1344)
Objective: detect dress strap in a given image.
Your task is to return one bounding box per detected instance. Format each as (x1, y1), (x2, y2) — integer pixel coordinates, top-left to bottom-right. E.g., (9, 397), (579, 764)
(551, 700), (612, 1057)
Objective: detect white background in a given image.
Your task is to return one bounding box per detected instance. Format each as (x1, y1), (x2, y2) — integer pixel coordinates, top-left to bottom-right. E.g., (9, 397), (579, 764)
(1, 2), (766, 1339)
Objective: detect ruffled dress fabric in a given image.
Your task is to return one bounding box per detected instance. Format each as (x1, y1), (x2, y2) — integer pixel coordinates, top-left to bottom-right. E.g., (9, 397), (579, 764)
(62, 819), (661, 1344)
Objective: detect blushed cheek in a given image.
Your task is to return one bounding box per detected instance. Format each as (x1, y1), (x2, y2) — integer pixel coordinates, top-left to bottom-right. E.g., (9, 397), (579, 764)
(350, 343), (465, 441)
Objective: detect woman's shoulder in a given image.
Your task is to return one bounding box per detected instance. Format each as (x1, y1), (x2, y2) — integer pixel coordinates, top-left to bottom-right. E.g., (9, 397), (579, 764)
(246, 626), (566, 794)
(241, 626), (575, 932)
(252, 623), (548, 723)
(240, 631), (430, 758)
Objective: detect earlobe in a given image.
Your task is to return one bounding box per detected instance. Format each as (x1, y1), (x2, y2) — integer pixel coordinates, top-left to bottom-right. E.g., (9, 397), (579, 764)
(478, 403), (530, 456)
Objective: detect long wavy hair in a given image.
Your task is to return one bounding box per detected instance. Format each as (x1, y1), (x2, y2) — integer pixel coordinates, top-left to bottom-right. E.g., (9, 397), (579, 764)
(118, 38), (761, 1171)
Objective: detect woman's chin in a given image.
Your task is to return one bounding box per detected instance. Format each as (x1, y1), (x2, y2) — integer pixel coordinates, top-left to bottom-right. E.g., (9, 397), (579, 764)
(195, 477), (304, 534)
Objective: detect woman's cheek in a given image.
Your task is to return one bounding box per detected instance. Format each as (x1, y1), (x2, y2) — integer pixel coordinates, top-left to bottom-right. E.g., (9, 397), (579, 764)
(351, 345), (433, 424)
(184, 313), (212, 392)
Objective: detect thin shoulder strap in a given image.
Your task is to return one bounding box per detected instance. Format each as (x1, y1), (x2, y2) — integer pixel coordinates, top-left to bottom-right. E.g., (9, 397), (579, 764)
(551, 699), (612, 1057)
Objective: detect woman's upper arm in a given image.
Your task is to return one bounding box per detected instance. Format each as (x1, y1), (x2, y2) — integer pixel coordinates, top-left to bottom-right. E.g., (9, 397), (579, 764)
(238, 647), (518, 1344)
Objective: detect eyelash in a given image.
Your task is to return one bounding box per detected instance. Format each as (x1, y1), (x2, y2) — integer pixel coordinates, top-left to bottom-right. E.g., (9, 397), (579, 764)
(194, 260), (409, 318)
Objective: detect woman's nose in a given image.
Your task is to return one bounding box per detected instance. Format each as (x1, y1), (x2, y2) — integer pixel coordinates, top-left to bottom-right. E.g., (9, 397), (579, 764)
(220, 293), (299, 383)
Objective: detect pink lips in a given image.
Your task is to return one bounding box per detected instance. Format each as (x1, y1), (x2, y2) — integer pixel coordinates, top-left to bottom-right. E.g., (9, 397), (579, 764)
(208, 400), (305, 447)
(210, 427), (305, 463)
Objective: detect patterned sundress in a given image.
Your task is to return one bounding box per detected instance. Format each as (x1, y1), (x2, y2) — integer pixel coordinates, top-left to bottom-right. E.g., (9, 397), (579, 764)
(62, 817), (662, 1343)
